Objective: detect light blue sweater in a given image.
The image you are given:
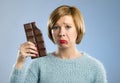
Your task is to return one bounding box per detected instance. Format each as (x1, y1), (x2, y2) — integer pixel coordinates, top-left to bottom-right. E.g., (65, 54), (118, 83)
(10, 53), (107, 83)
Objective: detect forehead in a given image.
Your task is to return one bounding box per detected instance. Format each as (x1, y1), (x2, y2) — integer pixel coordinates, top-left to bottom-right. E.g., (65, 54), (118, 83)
(55, 15), (75, 25)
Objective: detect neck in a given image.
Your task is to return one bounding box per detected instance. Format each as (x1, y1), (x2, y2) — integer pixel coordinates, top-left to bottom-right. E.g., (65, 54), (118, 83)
(54, 46), (81, 59)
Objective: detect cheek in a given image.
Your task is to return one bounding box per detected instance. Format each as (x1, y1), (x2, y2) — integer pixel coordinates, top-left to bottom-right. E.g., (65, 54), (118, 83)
(68, 30), (77, 40)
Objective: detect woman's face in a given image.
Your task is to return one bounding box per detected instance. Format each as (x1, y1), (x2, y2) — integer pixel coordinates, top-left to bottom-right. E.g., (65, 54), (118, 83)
(51, 15), (78, 49)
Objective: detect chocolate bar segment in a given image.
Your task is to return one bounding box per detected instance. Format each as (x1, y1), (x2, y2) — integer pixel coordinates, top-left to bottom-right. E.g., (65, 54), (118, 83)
(24, 22), (47, 59)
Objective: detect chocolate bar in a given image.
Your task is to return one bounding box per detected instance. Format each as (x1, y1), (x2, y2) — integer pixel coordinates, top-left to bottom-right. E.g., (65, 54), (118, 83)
(24, 22), (47, 59)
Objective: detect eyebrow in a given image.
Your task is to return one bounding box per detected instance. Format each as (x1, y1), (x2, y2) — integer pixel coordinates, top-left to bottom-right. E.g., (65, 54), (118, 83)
(55, 22), (73, 26)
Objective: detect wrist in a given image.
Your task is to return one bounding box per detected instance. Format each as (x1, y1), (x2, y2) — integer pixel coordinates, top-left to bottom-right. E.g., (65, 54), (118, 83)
(15, 51), (26, 69)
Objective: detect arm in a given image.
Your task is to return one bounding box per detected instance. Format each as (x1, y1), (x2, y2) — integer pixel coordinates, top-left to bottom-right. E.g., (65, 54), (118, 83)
(10, 60), (40, 83)
(15, 41), (39, 69)
(10, 66), (25, 83)
(94, 63), (107, 83)
(24, 60), (40, 83)
(10, 41), (39, 83)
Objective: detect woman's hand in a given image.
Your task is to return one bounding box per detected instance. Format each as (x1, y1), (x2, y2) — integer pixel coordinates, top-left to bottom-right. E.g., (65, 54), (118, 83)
(15, 41), (38, 69)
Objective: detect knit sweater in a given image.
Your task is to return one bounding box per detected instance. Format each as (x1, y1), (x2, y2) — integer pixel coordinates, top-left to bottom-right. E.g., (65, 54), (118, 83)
(10, 52), (107, 83)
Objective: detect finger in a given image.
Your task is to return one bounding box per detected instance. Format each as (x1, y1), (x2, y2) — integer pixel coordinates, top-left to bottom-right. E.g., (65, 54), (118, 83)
(25, 42), (38, 51)
(19, 41), (38, 58)
(20, 50), (38, 58)
(27, 53), (38, 57)
(26, 48), (38, 55)
(24, 48), (37, 57)
(26, 45), (38, 51)
(27, 41), (36, 46)
(20, 41), (35, 50)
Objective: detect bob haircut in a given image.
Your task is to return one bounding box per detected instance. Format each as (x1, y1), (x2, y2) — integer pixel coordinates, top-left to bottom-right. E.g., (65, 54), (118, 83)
(47, 5), (85, 44)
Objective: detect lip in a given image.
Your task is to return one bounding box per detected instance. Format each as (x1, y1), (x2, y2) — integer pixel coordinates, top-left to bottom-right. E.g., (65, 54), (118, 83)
(59, 40), (68, 44)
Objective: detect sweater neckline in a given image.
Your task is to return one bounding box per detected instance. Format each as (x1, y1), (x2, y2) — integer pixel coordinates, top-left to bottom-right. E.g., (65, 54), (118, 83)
(48, 52), (87, 63)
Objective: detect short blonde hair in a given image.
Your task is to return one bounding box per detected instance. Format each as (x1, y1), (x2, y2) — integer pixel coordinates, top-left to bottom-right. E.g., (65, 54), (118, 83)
(47, 5), (85, 44)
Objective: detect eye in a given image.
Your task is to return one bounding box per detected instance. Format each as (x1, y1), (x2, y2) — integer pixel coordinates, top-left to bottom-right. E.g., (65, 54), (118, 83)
(65, 25), (72, 29)
(51, 26), (60, 30)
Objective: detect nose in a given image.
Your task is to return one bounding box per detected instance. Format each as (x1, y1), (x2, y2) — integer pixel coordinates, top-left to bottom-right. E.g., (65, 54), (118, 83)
(59, 27), (65, 37)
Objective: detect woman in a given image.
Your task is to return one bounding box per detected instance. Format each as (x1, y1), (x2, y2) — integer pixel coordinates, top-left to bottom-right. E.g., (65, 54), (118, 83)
(10, 5), (107, 83)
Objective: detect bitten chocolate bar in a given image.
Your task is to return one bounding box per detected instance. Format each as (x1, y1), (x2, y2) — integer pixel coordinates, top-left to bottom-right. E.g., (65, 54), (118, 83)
(24, 22), (46, 59)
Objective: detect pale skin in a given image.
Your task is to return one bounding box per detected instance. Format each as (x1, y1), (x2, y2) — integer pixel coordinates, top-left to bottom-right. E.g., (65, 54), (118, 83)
(15, 42), (38, 69)
(15, 15), (82, 69)
(51, 15), (82, 59)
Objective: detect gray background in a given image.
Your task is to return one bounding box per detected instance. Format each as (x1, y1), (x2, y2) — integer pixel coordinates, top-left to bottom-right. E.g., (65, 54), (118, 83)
(0, 0), (120, 83)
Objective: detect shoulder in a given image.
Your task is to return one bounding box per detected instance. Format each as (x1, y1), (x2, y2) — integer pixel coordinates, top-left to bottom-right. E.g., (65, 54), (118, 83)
(26, 53), (52, 71)
(83, 52), (106, 71)
(29, 53), (53, 66)
(82, 52), (107, 79)
(81, 52), (107, 82)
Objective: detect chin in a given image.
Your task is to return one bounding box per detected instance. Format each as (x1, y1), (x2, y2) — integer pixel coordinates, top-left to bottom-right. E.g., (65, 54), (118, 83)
(58, 45), (69, 49)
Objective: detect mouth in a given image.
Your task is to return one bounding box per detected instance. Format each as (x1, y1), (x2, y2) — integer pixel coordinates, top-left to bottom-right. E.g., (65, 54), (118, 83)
(59, 40), (68, 44)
